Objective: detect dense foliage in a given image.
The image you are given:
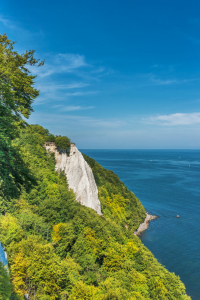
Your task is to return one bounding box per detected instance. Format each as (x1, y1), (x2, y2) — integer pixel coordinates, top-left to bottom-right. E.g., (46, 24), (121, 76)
(46, 134), (71, 150)
(0, 262), (11, 299)
(0, 103), (33, 211)
(0, 33), (43, 207)
(0, 34), (43, 123)
(83, 154), (146, 231)
(0, 35), (191, 300)
(0, 125), (191, 300)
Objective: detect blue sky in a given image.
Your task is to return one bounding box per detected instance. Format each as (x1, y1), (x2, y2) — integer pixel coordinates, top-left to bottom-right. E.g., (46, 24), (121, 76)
(1, 0), (200, 148)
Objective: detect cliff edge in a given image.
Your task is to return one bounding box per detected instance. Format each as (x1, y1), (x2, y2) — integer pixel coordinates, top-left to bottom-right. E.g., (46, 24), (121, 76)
(44, 142), (102, 215)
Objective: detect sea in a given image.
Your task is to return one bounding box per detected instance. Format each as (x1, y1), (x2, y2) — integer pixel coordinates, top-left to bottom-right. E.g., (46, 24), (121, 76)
(81, 149), (200, 300)
(0, 149), (199, 299)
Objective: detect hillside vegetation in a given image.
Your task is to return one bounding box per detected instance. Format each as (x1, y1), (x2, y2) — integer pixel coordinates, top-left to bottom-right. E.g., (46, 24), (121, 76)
(0, 125), (191, 300)
(0, 34), (191, 300)
(46, 134), (71, 150)
(83, 154), (146, 231)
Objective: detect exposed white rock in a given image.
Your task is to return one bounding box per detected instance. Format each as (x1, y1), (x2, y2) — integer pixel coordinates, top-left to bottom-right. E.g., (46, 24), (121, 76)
(44, 142), (102, 215)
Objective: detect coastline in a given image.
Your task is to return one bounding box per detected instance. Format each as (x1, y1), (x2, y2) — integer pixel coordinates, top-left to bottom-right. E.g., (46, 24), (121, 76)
(135, 213), (157, 236)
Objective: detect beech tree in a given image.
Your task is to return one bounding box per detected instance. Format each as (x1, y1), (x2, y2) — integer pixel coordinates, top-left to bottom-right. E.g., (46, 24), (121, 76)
(0, 33), (44, 125)
(0, 262), (11, 300)
(0, 33), (43, 208)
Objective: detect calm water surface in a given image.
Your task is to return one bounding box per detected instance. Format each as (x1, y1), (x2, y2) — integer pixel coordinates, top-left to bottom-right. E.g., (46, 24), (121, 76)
(81, 149), (200, 300)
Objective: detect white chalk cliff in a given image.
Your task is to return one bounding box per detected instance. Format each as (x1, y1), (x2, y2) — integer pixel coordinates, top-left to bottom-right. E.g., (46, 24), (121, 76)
(44, 142), (102, 215)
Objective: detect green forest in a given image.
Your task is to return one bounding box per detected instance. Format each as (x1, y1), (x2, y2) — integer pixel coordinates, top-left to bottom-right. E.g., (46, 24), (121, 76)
(0, 34), (191, 299)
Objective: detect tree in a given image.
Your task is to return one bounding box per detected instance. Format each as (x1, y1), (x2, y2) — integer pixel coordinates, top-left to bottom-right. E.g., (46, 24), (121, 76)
(0, 261), (11, 300)
(11, 236), (62, 300)
(0, 33), (43, 205)
(0, 33), (44, 125)
(55, 136), (71, 150)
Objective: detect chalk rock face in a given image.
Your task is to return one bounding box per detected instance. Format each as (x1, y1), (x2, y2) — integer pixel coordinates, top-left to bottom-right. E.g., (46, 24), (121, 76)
(44, 142), (102, 215)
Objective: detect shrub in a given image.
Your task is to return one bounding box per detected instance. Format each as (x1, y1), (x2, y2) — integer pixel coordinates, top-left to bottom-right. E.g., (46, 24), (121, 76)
(55, 136), (71, 150)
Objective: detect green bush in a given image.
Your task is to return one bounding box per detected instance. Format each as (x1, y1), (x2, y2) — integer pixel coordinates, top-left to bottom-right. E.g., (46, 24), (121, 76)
(0, 125), (190, 300)
(46, 134), (56, 143)
(55, 136), (71, 150)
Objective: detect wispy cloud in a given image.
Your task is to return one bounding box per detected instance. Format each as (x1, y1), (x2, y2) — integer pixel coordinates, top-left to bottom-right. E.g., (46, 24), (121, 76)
(0, 15), (15, 29)
(151, 77), (178, 85)
(65, 91), (99, 97)
(56, 53), (89, 69)
(34, 87), (98, 106)
(37, 83), (90, 93)
(29, 112), (126, 130)
(0, 14), (44, 41)
(0, 13), (109, 110)
(32, 54), (104, 106)
(61, 105), (94, 112)
(145, 112), (200, 126)
(91, 67), (105, 73)
(29, 53), (89, 78)
(149, 75), (199, 86)
(29, 52), (110, 84)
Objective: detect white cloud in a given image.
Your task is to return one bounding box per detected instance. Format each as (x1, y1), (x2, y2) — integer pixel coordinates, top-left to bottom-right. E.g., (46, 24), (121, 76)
(29, 112), (125, 129)
(29, 52), (110, 83)
(145, 112), (200, 126)
(29, 53), (89, 78)
(0, 15), (15, 28)
(0, 16), (109, 106)
(65, 91), (99, 97)
(37, 83), (90, 93)
(0, 14), (44, 41)
(33, 86), (98, 106)
(91, 67), (105, 73)
(62, 106), (94, 111)
(56, 53), (88, 69)
(148, 75), (199, 86)
(151, 77), (178, 85)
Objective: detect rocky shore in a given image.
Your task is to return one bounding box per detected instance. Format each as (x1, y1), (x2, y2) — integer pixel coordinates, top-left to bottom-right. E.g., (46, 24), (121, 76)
(135, 213), (157, 236)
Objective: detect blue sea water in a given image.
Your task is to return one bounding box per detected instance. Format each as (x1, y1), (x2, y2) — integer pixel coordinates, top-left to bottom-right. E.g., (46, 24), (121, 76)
(0, 242), (8, 266)
(81, 149), (200, 300)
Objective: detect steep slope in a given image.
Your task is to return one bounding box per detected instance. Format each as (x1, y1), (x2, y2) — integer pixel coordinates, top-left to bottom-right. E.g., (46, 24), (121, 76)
(0, 125), (191, 300)
(83, 154), (146, 231)
(44, 142), (102, 215)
